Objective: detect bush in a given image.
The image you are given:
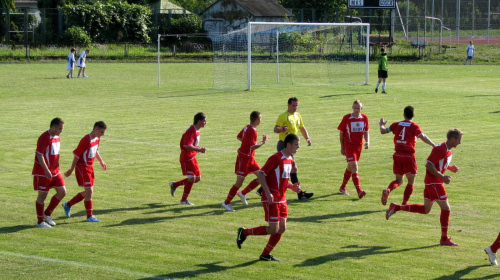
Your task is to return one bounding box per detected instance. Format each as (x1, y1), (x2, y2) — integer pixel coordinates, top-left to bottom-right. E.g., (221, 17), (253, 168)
(62, 26), (91, 46)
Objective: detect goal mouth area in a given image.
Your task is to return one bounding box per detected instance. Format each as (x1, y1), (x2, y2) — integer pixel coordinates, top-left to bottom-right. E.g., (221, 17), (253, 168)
(210, 22), (370, 90)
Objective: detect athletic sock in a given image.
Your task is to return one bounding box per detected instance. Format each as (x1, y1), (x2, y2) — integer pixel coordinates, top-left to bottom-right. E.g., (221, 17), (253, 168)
(402, 184), (414, 205)
(244, 226), (268, 236)
(490, 232), (500, 253)
(399, 203), (426, 214)
(36, 202), (44, 224)
(387, 180), (400, 194)
(382, 82), (386, 91)
(241, 179), (259, 195)
(375, 82), (380, 89)
(181, 180), (194, 201)
(67, 192), (84, 207)
(84, 200), (93, 218)
(440, 209), (450, 240)
(173, 178), (188, 188)
(352, 173), (362, 193)
(290, 173), (298, 184)
(262, 233), (282, 256)
(340, 169), (352, 189)
(44, 195), (61, 216)
(224, 185), (239, 205)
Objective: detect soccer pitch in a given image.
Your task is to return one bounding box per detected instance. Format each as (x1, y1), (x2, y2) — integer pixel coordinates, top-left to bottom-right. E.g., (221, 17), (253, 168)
(0, 62), (499, 279)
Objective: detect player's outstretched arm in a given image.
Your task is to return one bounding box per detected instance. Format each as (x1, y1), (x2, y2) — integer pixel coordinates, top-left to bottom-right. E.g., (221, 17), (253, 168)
(418, 134), (436, 147)
(96, 151), (107, 171)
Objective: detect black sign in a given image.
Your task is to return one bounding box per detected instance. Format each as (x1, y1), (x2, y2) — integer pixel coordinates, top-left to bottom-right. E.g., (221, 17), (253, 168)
(348, 0), (396, 9)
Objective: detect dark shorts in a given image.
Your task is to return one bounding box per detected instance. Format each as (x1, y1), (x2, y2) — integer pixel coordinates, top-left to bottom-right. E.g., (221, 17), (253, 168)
(378, 70), (388, 79)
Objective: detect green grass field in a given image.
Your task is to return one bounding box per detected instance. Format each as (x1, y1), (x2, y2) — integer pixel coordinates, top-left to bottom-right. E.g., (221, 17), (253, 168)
(0, 62), (499, 279)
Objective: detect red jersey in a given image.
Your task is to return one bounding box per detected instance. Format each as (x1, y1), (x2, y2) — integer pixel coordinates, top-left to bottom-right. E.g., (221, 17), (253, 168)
(337, 113), (369, 146)
(237, 124), (257, 158)
(389, 120), (423, 154)
(32, 131), (61, 176)
(180, 125), (200, 162)
(424, 142), (452, 185)
(73, 134), (100, 167)
(260, 151), (294, 203)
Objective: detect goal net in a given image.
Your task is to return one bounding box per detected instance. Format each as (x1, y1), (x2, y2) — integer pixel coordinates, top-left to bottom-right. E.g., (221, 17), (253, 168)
(210, 22), (370, 90)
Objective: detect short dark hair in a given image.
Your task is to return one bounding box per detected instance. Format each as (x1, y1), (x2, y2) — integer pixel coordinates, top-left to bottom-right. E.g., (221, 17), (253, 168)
(250, 111), (261, 123)
(94, 121), (107, 130)
(447, 129), (463, 140)
(50, 118), (64, 127)
(288, 97), (299, 104)
(404, 106), (414, 119)
(193, 112), (206, 125)
(71, 48), (76, 52)
(381, 47), (386, 52)
(284, 133), (299, 147)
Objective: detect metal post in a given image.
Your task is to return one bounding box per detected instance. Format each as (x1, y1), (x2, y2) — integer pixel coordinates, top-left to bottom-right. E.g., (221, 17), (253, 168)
(157, 34), (160, 88)
(487, 0), (490, 44)
(456, 0), (460, 43)
(472, 0), (475, 36)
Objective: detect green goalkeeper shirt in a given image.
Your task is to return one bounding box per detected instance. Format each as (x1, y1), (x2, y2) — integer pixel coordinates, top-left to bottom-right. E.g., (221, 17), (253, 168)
(378, 53), (388, 71)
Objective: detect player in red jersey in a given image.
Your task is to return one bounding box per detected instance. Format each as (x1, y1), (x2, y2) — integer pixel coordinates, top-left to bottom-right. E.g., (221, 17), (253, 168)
(170, 112), (207, 205)
(221, 111), (267, 211)
(337, 100), (370, 199)
(485, 233), (500, 265)
(32, 118), (67, 228)
(386, 129), (463, 246)
(379, 106), (435, 206)
(63, 121), (107, 222)
(236, 133), (304, 262)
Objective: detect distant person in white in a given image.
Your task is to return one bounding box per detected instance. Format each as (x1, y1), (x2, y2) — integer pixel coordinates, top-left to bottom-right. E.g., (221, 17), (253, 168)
(66, 48), (76, 79)
(464, 41), (474, 65)
(77, 49), (90, 78)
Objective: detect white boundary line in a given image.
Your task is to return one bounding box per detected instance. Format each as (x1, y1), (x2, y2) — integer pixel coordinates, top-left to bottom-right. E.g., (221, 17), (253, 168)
(0, 251), (171, 279)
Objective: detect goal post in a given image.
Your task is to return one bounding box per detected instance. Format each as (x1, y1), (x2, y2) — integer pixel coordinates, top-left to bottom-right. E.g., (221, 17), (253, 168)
(211, 22), (371, 90)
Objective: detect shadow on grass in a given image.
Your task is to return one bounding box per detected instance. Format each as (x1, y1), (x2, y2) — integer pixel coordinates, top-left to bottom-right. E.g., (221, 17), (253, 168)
(137, 260), (259, 279)
(295, 244), (438, 267)
(433, 264), (500, 280)
(490, 111), (500, 114)
(288, 210), (380, 223)
(0, 224), (35, 234)
(320, 93), (360, 98)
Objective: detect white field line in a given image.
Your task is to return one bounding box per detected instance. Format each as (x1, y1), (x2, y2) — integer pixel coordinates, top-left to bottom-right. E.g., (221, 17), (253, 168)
(0, 251), (171, 279)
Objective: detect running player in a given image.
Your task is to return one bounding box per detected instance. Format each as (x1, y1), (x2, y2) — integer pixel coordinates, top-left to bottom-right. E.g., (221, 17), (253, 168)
(338, 100), (370, 199)
(386, 129), (463, 246)
(379, 106), (435, 206)
(236, 133), (304, 261)
(222, 111), (267, 211)
(485, 233), (500, 265)
(32, 118), (67, 228)
(63, 121), (107, 222)
(170, 112), (207, 205)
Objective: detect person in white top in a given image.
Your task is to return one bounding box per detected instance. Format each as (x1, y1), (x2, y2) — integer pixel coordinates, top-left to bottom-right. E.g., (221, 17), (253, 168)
(464, 41), (475, 65)
(77, 49), (90, 78)
(66, 48), (76, 78)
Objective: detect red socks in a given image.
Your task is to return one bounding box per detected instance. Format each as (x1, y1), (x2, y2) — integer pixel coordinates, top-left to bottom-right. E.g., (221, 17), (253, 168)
(340, 169), (352, 189)
(224, 185), (239, 205)
(44, 196), (61, 216)
(36, 202), (44, 224)
(402, 184), (414, 205)
(352, 173), (362, 193)
(387, 180), (400, 194)
(440, 210), (450, 240)
(241, 179), (259, 195)
(173, 178), (188, 188)
(181, 180), (194, 201)
(491, 232), (500, 253)
(84, 200), (93, 218)
(262, 233), (282, 256)
(244, 226), (268, 236)
(399, 204), (426, 214)
(67, 192), (84, 207)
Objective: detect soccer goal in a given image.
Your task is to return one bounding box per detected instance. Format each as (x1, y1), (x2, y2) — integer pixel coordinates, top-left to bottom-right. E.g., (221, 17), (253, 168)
(210, 22), (370, 90)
